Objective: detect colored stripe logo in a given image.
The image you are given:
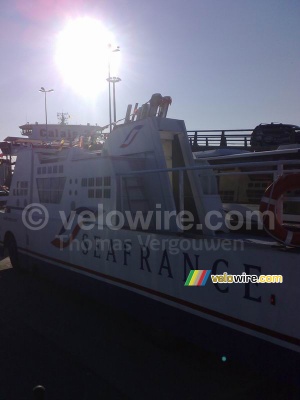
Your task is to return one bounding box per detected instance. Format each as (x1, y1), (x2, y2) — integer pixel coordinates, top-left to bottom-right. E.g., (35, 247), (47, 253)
(184, 270), (211, 286)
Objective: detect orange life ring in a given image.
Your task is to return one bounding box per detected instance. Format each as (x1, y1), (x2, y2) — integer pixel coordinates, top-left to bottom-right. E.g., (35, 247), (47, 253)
(259, 174), (300, 247)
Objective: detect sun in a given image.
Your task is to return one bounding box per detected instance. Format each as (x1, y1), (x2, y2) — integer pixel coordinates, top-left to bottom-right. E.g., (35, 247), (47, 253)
(55, 17), (120, 98)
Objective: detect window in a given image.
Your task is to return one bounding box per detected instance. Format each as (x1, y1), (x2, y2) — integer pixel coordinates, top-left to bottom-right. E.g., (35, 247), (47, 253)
(82, 178), (87, 187)
(14, 181), (29, 196)
(104, 176), (111, 186)
(88, 177), (94, 186)
(36, 177), (66, 204)
(83, 176), (111, 199)
(95, 189), (102, 198)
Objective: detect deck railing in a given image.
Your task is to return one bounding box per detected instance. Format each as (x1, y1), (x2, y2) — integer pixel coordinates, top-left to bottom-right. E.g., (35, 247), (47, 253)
(118, 159), (300, 233)
(187, 129), (254, 150)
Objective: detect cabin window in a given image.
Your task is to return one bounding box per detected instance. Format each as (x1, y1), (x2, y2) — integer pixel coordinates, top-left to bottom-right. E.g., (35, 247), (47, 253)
(104, 176), (111, 186)
(36, 177), (66, 204)
(13, 181), (28, 196)
(81, 178), (87, 187)
(88, 177), (94, 186)
(37, 165), (63, 175)
(82, 175), (111, 199)
(95, 189), (102, 198)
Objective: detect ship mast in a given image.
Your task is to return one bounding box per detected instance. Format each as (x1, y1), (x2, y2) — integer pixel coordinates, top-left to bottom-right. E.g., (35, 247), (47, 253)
(57, 112), (70, 125)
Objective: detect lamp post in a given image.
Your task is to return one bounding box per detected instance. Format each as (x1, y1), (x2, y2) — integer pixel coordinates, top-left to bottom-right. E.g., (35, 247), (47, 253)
(107, 76), (121, 124)
(39, 87), (54, 136)
(107, 45), (120, 133)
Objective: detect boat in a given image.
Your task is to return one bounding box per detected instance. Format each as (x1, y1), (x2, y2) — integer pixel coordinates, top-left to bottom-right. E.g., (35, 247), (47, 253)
(193, 137), (300, 227)
(0, 93), (299, 381)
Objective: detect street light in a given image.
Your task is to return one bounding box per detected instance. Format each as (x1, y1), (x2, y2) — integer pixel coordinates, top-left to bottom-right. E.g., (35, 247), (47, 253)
(39, 87), (54, 128)
(106, 76), (121, 124)
(107, 45), (120, 133)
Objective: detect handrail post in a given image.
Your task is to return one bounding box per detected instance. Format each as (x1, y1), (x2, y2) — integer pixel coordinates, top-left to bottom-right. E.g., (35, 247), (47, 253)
(220, 131), (227, 147)
(193, 131), (198, 149)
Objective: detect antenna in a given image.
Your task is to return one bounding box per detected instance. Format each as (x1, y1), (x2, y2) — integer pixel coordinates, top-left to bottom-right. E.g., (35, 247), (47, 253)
(57, 112), (70, 125)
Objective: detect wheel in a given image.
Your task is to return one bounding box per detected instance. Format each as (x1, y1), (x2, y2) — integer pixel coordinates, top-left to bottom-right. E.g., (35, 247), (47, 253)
(6, 235), (20, 269)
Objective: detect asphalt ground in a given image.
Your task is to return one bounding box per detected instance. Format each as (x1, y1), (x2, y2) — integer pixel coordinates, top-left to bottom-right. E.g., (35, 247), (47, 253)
(0, 257), (299, 400)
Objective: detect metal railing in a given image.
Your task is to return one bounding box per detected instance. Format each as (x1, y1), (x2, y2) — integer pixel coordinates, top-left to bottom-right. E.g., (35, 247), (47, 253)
(187, 129), (254, 150)
(117, 159), (300, 233)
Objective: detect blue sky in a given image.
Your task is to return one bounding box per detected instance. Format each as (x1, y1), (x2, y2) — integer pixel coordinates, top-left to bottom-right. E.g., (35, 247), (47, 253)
(0, 0), (299, 140)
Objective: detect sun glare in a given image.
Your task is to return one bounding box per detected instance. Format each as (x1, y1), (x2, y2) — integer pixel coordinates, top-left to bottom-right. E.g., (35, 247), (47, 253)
(55, 18), (120, 97)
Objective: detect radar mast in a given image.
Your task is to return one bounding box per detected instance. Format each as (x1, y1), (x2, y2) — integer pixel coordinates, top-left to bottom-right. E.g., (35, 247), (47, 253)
(57, 112), (70, 125)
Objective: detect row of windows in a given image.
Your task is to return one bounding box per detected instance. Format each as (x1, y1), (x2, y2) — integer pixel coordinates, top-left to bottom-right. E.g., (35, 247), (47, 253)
(13, 189), (28, 196)
(88, 188), (111, 199)
(37, 177), (66, 190)
(13, 181), (29, 196)
(37, 165), (64, 175)
(37, 190), (63, 204)
(82, 176), (111, 187)
(36, 177), (66, 204)
(16, 181), (28, 188)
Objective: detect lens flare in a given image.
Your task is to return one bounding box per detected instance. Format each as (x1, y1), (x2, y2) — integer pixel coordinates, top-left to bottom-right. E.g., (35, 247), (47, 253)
(55, 17), (120, 97)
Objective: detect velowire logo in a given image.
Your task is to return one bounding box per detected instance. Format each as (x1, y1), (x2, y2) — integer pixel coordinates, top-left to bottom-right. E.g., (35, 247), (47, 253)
(184, 270), (211, 286)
